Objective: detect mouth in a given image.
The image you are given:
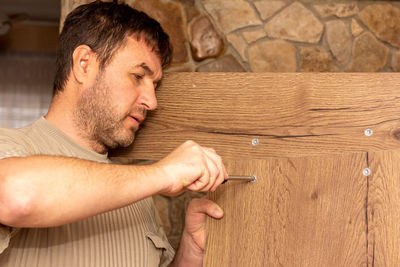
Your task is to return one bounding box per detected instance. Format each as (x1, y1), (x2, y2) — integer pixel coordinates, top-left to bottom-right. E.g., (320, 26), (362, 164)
(130, 115), (144, 124)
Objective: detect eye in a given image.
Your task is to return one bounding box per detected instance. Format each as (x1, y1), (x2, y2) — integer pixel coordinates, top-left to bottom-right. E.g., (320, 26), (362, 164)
(132, 73), (144, 81)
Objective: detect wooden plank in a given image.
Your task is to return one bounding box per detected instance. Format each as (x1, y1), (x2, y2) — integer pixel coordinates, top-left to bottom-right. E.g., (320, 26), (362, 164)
(111, 73), (400, 161)
(204, 153), (367, 267)
(367, 150), (400, 266)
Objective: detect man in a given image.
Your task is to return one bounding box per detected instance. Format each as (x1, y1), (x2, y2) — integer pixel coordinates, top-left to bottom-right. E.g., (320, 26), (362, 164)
(0, 1), (227, 266)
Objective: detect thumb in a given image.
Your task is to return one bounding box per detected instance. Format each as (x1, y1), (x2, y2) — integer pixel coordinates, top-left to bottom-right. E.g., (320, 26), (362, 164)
(186, 197), (224, 229)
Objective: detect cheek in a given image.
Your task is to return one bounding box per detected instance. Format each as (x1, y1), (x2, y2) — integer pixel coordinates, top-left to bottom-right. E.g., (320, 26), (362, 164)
(115, 87), (140, 109)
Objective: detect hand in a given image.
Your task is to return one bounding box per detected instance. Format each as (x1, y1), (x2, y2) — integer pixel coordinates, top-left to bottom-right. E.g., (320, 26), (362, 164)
(155, 140), (228, 196)
(183, 197), (224, 252)
(169, 197), (224, 267)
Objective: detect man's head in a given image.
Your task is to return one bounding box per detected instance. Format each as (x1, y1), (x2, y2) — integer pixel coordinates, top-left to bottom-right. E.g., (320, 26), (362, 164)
(53, 0), (172, 94)
(50, 1), (172, 153)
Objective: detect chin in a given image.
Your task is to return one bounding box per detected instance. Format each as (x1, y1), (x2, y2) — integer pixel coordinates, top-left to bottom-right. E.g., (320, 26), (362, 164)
(117, 133), (136, 148)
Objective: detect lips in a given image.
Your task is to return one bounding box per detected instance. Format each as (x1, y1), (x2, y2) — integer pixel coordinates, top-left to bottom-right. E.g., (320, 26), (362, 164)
(130, 115), (144, 123)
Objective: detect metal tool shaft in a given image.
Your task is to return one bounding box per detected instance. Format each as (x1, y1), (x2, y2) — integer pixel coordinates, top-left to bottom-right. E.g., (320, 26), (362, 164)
(223, 175), (257, 184)
(228, 175), (254, 181)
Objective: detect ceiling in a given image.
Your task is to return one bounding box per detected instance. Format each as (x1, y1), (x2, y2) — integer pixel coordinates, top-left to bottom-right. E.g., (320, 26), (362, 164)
(0, 0), (60, 23)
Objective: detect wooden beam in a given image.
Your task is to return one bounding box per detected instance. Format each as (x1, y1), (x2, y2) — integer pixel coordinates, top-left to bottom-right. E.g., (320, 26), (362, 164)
(110, 72), (400, 161)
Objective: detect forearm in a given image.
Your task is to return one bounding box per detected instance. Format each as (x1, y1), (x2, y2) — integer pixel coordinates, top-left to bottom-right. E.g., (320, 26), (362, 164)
(0, 155), (164, 228)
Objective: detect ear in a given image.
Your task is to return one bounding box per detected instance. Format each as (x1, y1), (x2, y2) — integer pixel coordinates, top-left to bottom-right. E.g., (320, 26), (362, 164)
(71, 45), (99, 85)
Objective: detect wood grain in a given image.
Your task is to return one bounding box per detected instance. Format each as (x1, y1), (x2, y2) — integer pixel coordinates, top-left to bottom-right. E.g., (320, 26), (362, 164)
(204, 153), (367, 267)
(367, 150), (400, 266)
(107, 73), (400, 265)
(110, 73), (400, 161)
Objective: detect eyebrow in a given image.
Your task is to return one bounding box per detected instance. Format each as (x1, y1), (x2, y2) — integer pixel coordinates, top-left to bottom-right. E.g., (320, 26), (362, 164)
(132, 62), (162, 84)
(138, 62), (154, 76)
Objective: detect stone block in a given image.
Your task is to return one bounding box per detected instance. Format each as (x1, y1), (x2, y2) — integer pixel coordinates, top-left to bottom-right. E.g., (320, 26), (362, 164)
(326, 19), (352, 66)
(346, 32), (389, 72)
(248, 40), (297, 72)
(313, 2), (359, 18)
(172, 0), (200, 22)
(300, 46), (338, 72)
(254, 0), (286, 20)
(226, 33), (247, 61)
(351, 19), (364, 37)
(265, 2), (323, 44)
(392, 51), (400, 72)
(359, 4), (400, 48)
(153, 194), (171, 235)
(132, 0), (188, 64)
(202, 0), (262, 33)
(196, 55), (245, 72)
(169, 195), (186, 236)
(242, 28), (267, 44)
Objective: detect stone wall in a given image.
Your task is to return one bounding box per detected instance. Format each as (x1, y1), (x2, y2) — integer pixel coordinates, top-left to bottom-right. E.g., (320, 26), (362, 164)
(127, 0), (400, 73)
(61, 0), (400, 250)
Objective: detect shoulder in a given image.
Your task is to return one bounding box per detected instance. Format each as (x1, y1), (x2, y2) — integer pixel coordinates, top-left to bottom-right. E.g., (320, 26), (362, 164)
(0, 126), (32, 158)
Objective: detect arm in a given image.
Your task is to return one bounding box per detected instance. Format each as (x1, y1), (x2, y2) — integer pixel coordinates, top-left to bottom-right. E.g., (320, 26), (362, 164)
(0, 140), (227, 228)
(169, 197), (223, 267)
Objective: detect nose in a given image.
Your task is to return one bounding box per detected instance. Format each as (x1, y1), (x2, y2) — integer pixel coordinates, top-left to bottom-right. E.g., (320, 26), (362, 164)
(138, 82), (158, 110)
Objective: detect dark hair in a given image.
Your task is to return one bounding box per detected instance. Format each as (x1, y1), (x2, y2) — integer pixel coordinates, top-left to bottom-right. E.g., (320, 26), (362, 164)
(53, 0), (172, 94)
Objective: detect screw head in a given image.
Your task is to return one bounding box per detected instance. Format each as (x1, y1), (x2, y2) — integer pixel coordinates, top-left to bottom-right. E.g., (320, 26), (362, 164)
(252, 138), (259, 146)
(363, 168), (371, 176)
(364, 128), (373, 136)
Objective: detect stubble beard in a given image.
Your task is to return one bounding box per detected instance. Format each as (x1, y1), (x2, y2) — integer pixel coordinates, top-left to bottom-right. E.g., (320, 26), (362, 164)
(73, 73), (138, 152)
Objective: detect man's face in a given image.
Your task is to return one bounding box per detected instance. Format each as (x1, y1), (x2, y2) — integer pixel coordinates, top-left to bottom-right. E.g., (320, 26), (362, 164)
(74, 37), (162, 151)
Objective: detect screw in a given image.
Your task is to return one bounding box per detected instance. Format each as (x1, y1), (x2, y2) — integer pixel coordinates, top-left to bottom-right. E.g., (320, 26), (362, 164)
(251, 174), (257, 183)
(363, 168), (371, 176)
(364, 128), (373, 137)
(252, 138), (259, 146)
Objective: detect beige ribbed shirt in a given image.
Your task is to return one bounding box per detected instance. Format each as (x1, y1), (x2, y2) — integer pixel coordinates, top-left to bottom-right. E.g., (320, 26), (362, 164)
(0, 117), (175, 266)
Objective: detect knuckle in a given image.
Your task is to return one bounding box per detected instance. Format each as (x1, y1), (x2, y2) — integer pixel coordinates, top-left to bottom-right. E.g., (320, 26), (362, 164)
(185, 140), (198, 148)
(208, 148), (216, 153)
(215, 154), (222, 164)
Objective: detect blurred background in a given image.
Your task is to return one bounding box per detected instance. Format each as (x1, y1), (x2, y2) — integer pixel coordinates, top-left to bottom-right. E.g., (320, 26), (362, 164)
(0, 0), (59, 128)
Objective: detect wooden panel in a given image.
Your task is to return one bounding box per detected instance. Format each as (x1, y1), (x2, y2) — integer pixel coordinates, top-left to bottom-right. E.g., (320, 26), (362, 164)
(367, 150), (400, 266)
(204, 153), (367, 267)
(111, 73), (400, 161)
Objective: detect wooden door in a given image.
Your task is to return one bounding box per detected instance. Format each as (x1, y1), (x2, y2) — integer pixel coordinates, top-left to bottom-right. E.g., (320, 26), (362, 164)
(111, 73), (400, 266)
(206, 155), (367, 266)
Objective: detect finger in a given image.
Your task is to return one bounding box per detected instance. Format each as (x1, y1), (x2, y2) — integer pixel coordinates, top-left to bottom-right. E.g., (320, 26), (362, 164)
(186, 166), (211, 192)
(202, 147), (226, 192)
(186, 197), (224, 224)
(185, 148), (219, 192)
(210, 160), (226, 192)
